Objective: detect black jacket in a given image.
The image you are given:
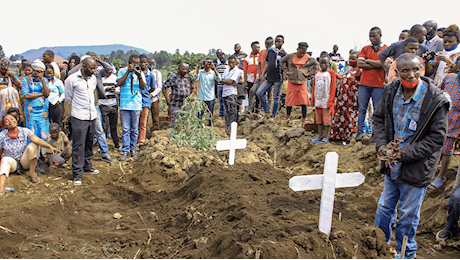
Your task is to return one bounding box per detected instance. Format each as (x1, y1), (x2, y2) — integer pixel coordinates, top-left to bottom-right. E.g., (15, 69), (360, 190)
(372, 76), (449, 187)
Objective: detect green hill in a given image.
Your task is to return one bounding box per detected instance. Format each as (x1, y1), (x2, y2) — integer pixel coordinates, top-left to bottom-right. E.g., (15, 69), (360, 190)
(20, 44), (150, 61)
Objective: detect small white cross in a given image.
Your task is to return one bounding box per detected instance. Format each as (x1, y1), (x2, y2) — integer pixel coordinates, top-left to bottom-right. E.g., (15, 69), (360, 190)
(216, 122), (247, 165)
(289, 152), (365, 237)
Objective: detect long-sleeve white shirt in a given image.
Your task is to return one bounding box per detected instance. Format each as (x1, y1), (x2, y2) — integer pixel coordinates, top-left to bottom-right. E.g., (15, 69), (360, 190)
(150, 69), (163, 102)
(64, 69), (97, 121)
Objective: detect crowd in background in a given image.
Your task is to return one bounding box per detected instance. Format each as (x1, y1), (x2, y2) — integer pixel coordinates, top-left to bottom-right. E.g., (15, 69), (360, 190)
(0, 19), (459, 259)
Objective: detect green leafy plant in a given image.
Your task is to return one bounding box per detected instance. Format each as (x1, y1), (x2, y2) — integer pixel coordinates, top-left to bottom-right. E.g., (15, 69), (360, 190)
(169, 96), (216, 152)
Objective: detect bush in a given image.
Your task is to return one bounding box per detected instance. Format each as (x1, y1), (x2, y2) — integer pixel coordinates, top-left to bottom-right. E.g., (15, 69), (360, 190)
(169, 96), (216, 152)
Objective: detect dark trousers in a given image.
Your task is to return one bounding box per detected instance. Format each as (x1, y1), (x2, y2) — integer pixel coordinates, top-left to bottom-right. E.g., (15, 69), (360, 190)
(71, 117), (95, 180)
(100, 104), (120, 148)
(198, 99), (215, 126)
(49, 102), (64, 125)
(223, 95), (238, 130)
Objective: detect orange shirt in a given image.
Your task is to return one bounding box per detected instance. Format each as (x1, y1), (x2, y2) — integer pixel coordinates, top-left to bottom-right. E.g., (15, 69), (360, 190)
(358, 45), (388, 88)
(388, 56), (426, 83)
(292, 54), (310, 68)
(258, 49), (269, 75)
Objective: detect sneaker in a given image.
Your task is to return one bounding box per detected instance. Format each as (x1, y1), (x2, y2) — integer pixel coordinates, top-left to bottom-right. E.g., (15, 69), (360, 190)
(120, 152), (130, 161)
(355, 132), (364, 141)
(436, 228), (453, 240)
(310, 138), (322, 143)
(394, 254), (415, 259)
(131, 150), (139, 158)
(85, 169), (100, 175)
(73, 179), (82, 185)
(101, 154), (114, 163)
(139, 144), (145, 152)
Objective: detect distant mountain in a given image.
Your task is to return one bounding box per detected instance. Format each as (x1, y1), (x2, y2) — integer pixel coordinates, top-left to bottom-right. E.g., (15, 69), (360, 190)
(20, 44), (151, 61)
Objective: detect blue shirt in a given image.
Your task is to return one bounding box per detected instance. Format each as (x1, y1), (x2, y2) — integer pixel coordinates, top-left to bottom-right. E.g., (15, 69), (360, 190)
(391, 80), (427, 179)
(193, 69), (222, 101)
(140, 70), (155, 108)
(117, 67), (145, 111)
(22, 77), (49, 109)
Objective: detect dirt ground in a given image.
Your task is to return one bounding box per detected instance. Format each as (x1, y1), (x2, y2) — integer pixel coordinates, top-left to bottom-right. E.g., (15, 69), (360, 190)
(0, 106), (459, 259)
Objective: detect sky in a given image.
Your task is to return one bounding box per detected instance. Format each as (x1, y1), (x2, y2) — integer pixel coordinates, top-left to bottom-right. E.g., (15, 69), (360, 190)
(2, 0), (459, 59)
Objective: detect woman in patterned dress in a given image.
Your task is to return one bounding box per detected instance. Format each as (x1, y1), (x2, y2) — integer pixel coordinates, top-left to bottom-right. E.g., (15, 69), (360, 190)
(21, 60), (50, 140)
(429, 58), (460, 189)
(0, 58), (22, 129)
(330, 51), (362, 143)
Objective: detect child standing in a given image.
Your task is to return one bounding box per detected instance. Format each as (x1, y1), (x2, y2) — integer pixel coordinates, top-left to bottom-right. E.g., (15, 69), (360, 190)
(46, 123), (71, 169)
(329, 51), (362, 143)
(310, 56), (342, 143)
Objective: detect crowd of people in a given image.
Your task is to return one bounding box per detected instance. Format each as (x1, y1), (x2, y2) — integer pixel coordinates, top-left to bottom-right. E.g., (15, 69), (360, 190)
(0, 19), (459, 259)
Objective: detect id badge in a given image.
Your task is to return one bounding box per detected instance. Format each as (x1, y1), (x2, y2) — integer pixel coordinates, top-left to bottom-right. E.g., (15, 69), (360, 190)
(409, 120), (417, 131)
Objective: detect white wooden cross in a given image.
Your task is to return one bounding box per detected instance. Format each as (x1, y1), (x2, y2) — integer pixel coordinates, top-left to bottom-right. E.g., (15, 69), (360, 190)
(216, 122), (247, 165)
(289, 152), (365, 237)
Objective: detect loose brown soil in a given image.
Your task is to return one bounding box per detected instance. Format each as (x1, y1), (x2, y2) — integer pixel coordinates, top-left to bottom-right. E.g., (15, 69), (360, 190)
(0, 107), (459, 258)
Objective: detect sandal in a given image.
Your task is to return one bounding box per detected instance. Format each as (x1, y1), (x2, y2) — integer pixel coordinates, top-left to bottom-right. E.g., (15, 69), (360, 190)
(428, 177), (446, 190)
(30, 173), (40, 183)
(283, 117), (291, 126)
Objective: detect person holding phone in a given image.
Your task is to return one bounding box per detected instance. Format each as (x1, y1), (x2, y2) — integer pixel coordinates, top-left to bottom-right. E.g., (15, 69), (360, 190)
(116, 55), (146, 161)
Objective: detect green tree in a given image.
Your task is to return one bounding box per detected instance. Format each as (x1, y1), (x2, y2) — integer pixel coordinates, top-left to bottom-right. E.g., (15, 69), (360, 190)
(112, 58), (124, 71)
(86, 51), (97, 56)
(67, 52), (77, 60)
(9, 55), (16, 62)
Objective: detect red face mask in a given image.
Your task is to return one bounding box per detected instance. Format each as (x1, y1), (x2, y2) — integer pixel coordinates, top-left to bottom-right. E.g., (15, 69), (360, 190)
(349, 61), (358, 67)
(178, 70), (187, 76)
(401, 78), (419, 89)
(204, 65), (211, 70)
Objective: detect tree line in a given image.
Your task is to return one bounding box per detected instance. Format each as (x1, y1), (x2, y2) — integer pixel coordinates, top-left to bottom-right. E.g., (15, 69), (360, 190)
(69, 48), (218, 76)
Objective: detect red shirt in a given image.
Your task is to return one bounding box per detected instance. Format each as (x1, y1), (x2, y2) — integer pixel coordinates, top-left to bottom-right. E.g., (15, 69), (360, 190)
(358, 44), (388, 88)
(258, 49), (269, 75)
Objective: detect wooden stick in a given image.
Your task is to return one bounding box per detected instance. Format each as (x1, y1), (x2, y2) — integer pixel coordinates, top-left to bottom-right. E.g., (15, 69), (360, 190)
(400, 235), (408, 259)
(0, 225), (16, 234)
(294, 246), (301, 259)
(133, 248), (141, 259)
(119, 162), (126, 175)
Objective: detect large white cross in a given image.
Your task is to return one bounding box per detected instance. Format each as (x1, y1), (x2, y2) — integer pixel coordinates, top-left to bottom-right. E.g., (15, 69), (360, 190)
(289, 152), (365, 237)
(216, 122), (247, 165)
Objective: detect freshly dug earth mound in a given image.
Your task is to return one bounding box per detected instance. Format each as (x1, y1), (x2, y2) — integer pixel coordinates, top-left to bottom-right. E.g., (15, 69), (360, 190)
(0, 109), (459, 258)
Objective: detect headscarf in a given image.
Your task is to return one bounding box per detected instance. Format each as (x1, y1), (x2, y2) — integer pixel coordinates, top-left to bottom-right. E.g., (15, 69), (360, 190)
(31, 59), (46, 72)
(0, 58), (10, 71)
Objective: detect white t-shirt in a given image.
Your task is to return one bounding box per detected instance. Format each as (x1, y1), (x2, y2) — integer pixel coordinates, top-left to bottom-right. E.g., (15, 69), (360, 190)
(314, 71), (331, 109)
(221, 67), (242, 97)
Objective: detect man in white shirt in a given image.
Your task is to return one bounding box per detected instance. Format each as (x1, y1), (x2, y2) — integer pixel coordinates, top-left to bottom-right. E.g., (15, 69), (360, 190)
(220, 57), (242, 134)
(64, 57), (99, 185)
(148, 58), (163, 131)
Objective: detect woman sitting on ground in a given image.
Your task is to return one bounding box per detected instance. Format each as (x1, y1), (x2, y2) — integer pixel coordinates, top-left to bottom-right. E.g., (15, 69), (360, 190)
(0, 114), (58, 195)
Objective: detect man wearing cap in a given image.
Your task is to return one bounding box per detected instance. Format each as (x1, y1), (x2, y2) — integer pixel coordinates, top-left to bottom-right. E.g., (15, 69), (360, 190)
(65, 57), (100, 185)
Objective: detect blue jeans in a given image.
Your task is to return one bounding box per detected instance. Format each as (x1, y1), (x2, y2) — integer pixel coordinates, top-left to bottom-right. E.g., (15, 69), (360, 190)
(357, 85), (384, 133)
(120, 110), (141, 153)
(375, 175), (427, 258)
(217, 87), (226, 116)
(256, 80), (283, 117)
(198, 99), (215, 126)
(446, 187), (460, 233)
(96, 106), (109, 156)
